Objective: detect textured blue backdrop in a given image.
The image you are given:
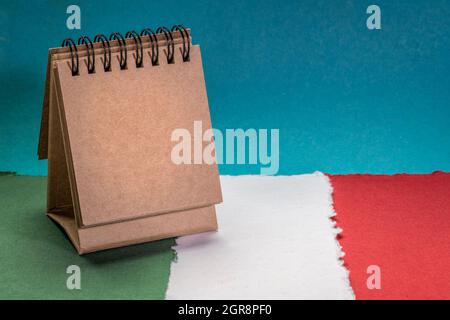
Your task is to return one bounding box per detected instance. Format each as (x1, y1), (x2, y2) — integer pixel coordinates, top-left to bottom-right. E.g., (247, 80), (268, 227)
(0, 0), (449, 175)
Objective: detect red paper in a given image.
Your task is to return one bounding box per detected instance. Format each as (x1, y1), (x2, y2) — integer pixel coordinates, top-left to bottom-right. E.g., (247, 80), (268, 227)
(329, 172), (450, 300)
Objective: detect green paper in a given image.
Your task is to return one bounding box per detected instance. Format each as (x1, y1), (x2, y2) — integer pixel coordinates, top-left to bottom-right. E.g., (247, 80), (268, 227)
(0, 173), (175, 299)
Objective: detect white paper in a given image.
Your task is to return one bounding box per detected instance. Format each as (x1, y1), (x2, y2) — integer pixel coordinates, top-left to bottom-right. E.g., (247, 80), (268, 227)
(166, 172), (354, 299)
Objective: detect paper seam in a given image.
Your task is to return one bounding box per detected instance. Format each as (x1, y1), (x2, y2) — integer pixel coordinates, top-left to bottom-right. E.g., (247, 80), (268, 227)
(319, 172), (355, 299)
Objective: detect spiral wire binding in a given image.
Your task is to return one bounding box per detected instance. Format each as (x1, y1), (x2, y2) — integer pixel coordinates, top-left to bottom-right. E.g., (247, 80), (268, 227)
(171, 25), (190, 62)
(156, 26), (175, 64)
(93, 34), (112, 72)
(140, 28), (159, 66)
(125, 30), (144, 68)
(109, 32), (128, 70)
(77, 36), (95, 74)
(61, 38), (79, 76)
(62, 25), (190, 75)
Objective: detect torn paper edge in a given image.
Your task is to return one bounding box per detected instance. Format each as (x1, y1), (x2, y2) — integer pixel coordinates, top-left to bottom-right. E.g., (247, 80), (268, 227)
(320, 172), (355, 299)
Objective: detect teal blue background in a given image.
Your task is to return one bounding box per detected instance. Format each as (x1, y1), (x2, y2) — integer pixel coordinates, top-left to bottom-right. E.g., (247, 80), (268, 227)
(1, 0), (449, 175)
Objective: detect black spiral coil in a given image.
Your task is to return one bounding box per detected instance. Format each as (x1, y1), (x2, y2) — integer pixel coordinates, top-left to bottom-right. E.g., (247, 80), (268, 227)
(171, 25), (190, 62)
(125, 30), (143, 68)
(109, 32), (128, 70)
(93, 34), (111, 72)
(155, 26), (175, 64)
(61, 25), (191, 75)
(140, 28), (159, 66)
(61, 38), (79, 76)
(77, 36), (95, 74)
